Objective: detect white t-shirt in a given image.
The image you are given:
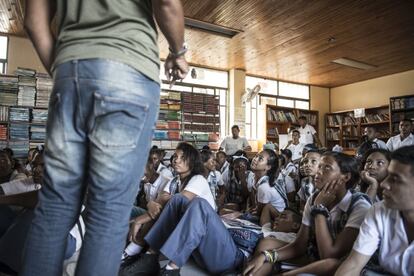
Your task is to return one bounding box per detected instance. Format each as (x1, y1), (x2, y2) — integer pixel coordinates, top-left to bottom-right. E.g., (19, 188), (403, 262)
(298, 124), (317, 145)
(386, 133), (414, 151)
(275, 173), (296, 194)
(372, 138), (388, 150)
(0, 178), (41, 196)
(353, 202), (414, 276)
(220, 161), (230, 175)
(220, 136), (249, 155)
(286, 143), (305, 161)
(302, 191), (371, 230)
(157, 163), (174, 179)
(163, 174), (216, 210)
(143, 174), (171, 202)
(207, 170), (224, 199)
(256, 176), (287, 212)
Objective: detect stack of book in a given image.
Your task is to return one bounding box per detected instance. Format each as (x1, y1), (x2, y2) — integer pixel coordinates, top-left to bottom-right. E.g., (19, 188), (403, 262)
(9, 123), (30, 140)
(32, 109), (48, 124)
(16, 67), (37, 107)
(267, 108), (297, 123)
(9, 140), (29, 158)
(36, 73), (53, 108)
(30, 125), (46, 140)
(0, 106), (8, 121)
(0, 124), (7, 140)
(9, 107), (30, 122)
(0, 76), (18, 106)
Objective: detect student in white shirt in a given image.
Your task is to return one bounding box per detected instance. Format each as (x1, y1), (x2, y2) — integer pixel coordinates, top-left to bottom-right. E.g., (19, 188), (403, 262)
(359, 148), (391, 203)
(336, 145), (414, 276)
(279, 149), (298, 203)
(123, 143), (215, 272)
(249, 150), (287, 225)
(149, 147), (174, 180)
(220, 125), (251, 155)
(285, 129), (305, 162)
(297, 116), (322, 147)
(244, 151), (371, 276)
(215, 150), (230, 176)
(386, 119), (414, 151)
(297, 150), (322, 212)
(200, 149), (223, 200)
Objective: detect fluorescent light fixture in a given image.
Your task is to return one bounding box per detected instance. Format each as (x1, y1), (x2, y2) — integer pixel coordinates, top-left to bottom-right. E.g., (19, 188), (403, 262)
(184, 17), (242, 38)
(331, 58), (377, 70)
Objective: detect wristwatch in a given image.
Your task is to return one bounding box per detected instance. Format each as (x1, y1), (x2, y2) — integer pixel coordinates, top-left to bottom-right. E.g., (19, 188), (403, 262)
(310, 204), (330, 218)
(169, 42), (188, 58)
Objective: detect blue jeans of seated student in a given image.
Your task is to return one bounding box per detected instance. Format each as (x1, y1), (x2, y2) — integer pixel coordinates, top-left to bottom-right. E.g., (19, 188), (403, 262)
(21, 59), (160, 276)
(145, 194), (245, 274)
(0, 209), (75, 273)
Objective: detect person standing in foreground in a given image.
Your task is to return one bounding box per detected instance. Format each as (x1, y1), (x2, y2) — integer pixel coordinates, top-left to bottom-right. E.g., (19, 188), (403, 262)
(22, 1), (188, 275)
(220, 125), (252, 156)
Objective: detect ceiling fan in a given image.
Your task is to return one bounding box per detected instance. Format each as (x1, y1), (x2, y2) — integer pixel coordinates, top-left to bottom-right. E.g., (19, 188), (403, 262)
(242, 84), (261, 106)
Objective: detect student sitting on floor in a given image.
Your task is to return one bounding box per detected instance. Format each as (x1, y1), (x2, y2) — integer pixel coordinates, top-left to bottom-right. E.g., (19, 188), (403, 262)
(296, 150), (322, 212)
(0, 150), (84, 274)
(200, 149), (224, 201)
(120, 142), (216, 275)
(0, 150), (27, 185)
(244, 151), (372, 276)
(248, 150), (287, 225)
(335, 145), (414, 276)
(220, 155), (254, 211)
(216, 150), (230, 176)
(123, 153), (172, 260)
(359, 148), (391, 203)
(149, 147), (173, 180)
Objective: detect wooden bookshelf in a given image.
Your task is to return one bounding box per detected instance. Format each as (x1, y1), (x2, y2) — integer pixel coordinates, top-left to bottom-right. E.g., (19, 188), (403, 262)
(325, 105), (390, 151)
(390, 94), (414, 135)
(266, 105), (319, 145)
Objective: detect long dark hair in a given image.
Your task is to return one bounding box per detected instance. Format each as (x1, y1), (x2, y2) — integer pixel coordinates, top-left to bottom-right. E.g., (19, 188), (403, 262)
(323, 151), (359, 189)
(263, 149), (279, 187)
(200, 149), (214, 163)
(360, 148), (391, 171)
(176, 142), (204, 187)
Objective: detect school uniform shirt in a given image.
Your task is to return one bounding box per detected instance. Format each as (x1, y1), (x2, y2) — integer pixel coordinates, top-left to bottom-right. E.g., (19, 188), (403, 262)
(156, 163), (174, 180)
(297, 177), (315, 202)
(207, 170), (224, 200)
(223, 170), (255, 205)
(220, 161), (230, 176)
(143, 174), (171, 202)
(386, 133), (414, 151)
(275, 173), (296, 194)
(220, 136), (250, 155)
(256, 176), (287, 212)
(0, 178), (41, 196)
(302, 190), (371, 232)
(372, 138), (388, 150)
(298, 124), (317, 145)
(69, 207), (86, 252)
(163, 174), (216, 210)
(286, 143), (305, 161)
(353, 202), (414, 276)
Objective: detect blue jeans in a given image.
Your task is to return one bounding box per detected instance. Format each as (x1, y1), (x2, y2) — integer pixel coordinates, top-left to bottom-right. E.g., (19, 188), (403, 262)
(145, 194), (244, 274)
(21, 59), (160, 276)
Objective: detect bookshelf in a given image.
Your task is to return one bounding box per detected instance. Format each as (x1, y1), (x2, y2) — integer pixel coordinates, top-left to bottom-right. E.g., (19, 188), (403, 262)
(266, 105), (319, 145)
(389, 94), (414, 135)
(325, 105), (390, 151)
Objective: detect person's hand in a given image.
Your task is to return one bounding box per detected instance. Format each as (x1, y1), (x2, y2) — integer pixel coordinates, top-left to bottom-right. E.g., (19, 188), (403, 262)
(164, 54), (189, 88)
(314, 179), (341, 208)
(360, 171), (378, 188)
(243, 254), (266, 275)
(147, 201), (162, 219)
(129, 220), (142, 244)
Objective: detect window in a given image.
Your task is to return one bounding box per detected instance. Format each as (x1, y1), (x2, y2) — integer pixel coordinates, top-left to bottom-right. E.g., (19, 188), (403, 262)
(245, 76), (310, 139)
(0, 36), (8, 74)
(160, 63), (229, 139)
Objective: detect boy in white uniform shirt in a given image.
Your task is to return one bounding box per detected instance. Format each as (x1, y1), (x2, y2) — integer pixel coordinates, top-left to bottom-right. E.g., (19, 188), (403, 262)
(297, 116), (322, 147)
(336, 145), (414, 276)
(285, 129), (305, 162)
(386, 119), (414, 151)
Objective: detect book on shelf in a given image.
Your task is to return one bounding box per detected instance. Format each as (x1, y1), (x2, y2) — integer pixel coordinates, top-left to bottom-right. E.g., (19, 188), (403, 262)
(296, 111), (317, 126)
(342, 125), (358, 137)
(361, 113), (389, 124)
(267, 108), (297, 123)
(343, 113), (358, 125)
(326, 128), (340, 140)
(391, 96), (414, 110)
(326, 115), (342, 126)
(267, 127), (279, 137)
(0, 106), (8, 121)
(0, 125), (7, 140)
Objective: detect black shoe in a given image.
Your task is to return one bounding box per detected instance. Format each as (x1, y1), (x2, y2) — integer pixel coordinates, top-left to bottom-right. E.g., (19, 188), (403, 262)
(160, 266), (181, 276)
(118, 254), (160, 276)
(120, 253), (141, 268)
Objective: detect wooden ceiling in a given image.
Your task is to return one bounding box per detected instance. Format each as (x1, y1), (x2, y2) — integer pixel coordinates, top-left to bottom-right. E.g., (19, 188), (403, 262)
(1, 0), (414, 87)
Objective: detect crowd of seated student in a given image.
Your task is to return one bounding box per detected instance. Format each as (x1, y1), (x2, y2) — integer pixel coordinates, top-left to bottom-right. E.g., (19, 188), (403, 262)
(1, 121), (413, 276)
